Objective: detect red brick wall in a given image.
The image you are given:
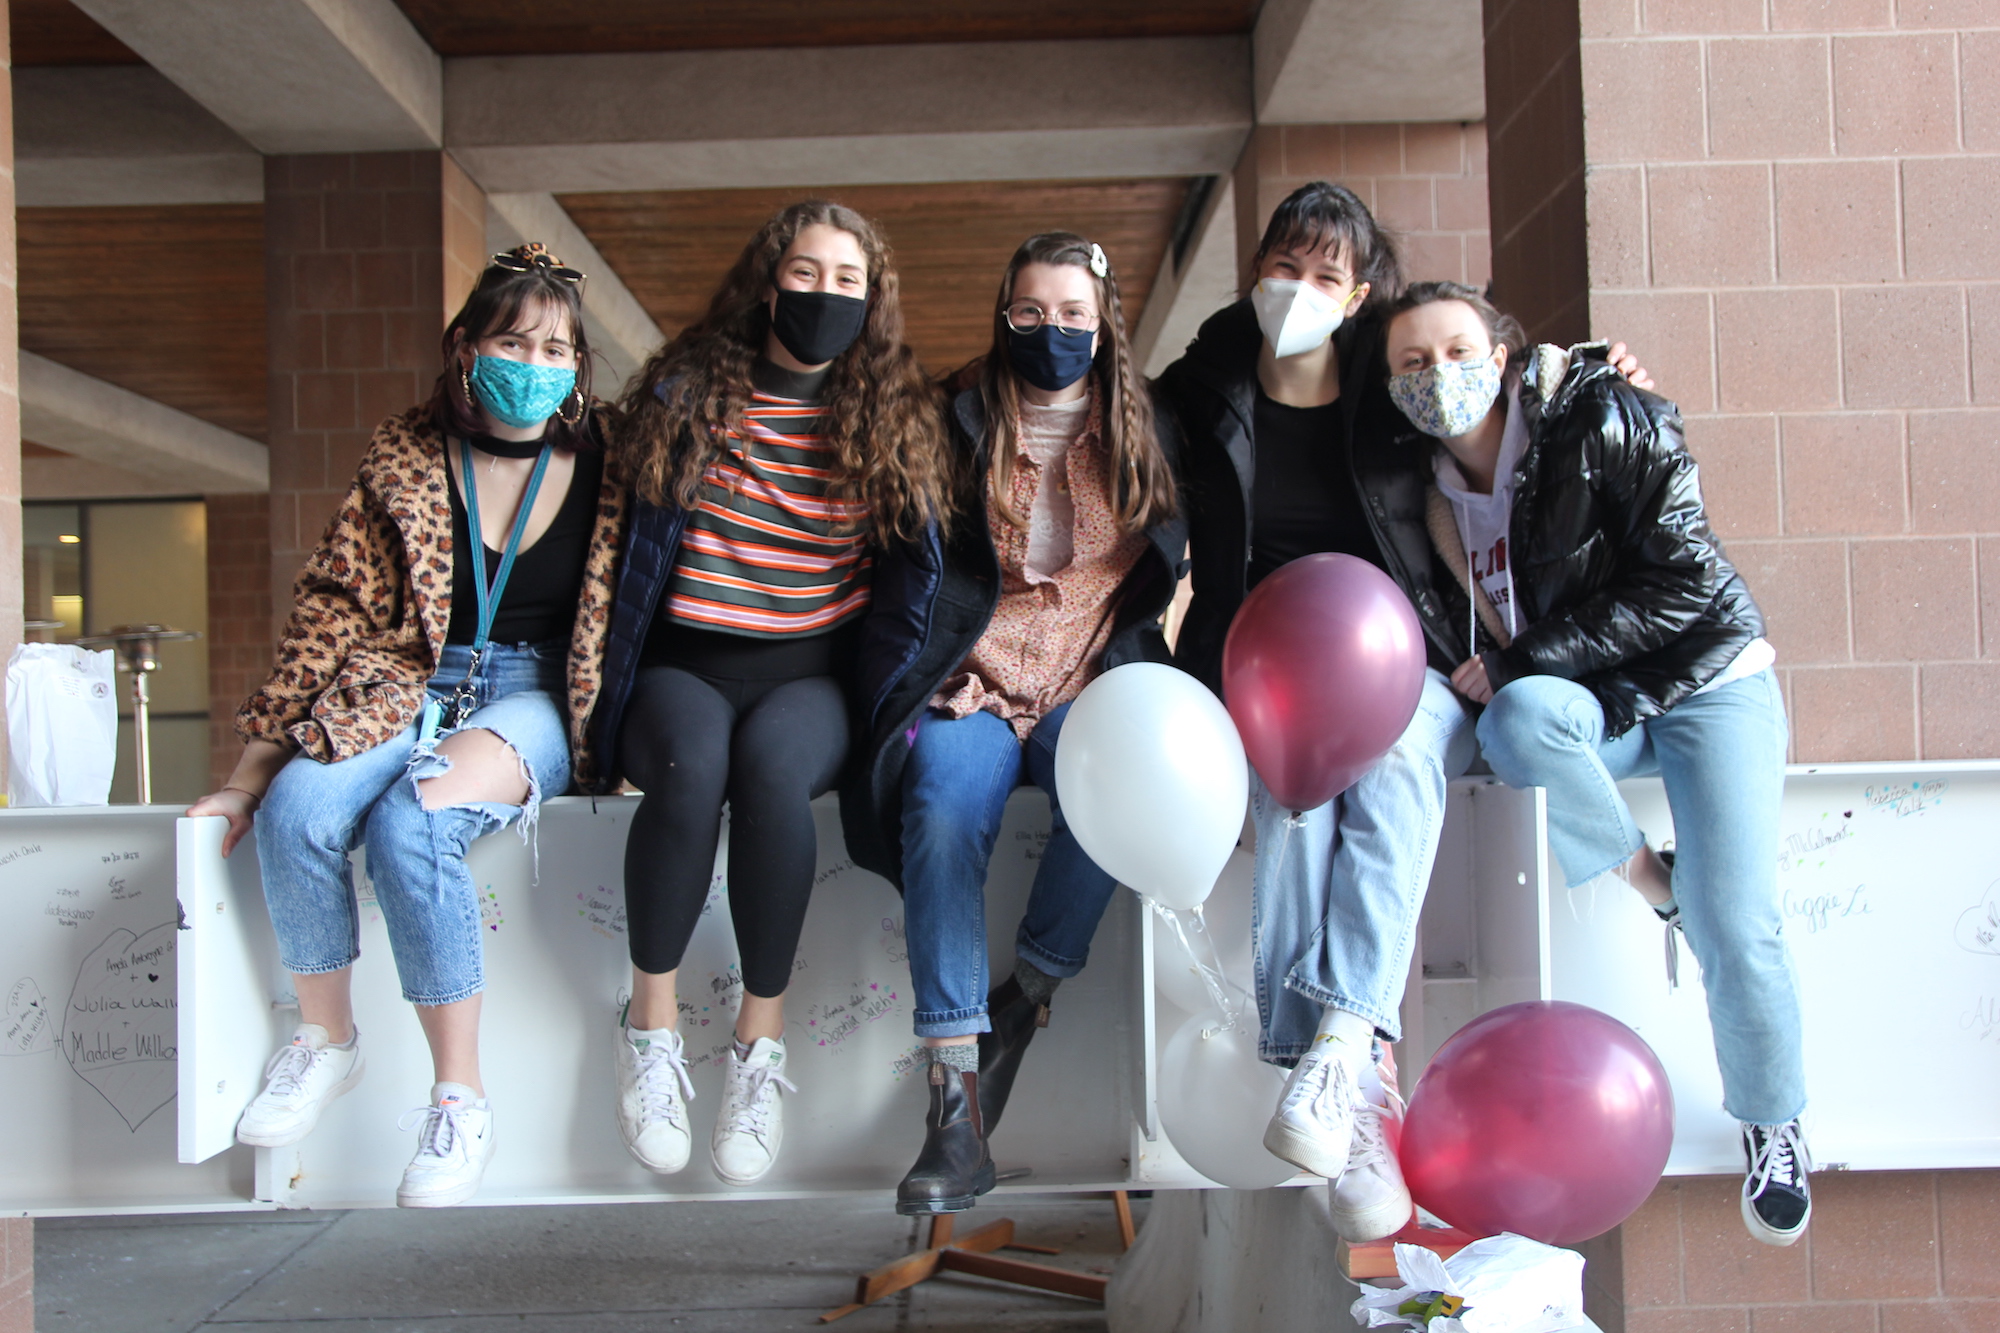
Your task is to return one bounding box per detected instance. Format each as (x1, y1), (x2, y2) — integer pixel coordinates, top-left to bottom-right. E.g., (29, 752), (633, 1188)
(1231, 122), (1491, 292)
(1577, 1171), (2000, 1333)
(1573, 1), (2000, 765)
(0, 1215), (29, 1333)
(205, 491), (271, 788)
(1484, 0), (1590, 343)
(263, 152), (486, 639)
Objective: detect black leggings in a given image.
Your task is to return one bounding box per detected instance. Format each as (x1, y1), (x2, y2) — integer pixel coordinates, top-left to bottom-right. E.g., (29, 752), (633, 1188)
(619, 664), (850, 995)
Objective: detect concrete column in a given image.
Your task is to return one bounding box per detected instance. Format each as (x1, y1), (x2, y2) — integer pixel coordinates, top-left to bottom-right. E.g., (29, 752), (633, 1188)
(0, 0), (23, 799)
(262, 151), (486, 637)
(1229, 121), (1492, 295)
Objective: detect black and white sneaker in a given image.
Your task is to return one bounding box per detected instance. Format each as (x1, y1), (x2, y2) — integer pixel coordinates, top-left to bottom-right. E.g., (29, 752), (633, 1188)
(1741, 1119), (1812, 1246)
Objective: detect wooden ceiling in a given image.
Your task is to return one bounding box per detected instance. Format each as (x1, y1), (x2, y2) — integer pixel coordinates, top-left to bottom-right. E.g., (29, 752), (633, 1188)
(559, 179), (1192, 381)
(18, 205), (268, 441)
(11, 0), (141, 66)
(394, 1), (1261, 56)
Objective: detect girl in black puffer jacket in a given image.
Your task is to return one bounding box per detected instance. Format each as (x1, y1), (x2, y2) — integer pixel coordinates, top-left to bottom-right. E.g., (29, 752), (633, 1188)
(1382, 282), (1810, 1250)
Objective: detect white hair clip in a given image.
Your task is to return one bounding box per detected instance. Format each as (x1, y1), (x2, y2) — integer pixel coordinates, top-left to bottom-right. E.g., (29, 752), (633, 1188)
(1088, 242), (1109, 278)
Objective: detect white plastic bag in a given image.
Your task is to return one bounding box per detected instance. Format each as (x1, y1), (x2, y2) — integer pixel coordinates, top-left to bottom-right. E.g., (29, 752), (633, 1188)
(6, 643), (118, 807)
(1351, 1234), (1586, 1333)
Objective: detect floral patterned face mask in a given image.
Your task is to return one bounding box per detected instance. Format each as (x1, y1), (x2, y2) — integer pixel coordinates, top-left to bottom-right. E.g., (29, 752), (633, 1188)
(1387, 352), (1504, 439)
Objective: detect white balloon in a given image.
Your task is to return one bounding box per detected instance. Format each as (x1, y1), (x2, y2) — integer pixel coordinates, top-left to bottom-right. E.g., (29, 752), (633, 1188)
(1055, 663), (1248, 910)
(1157, 1010), (1296, 1190)
(1151, 849), (1257, 1014)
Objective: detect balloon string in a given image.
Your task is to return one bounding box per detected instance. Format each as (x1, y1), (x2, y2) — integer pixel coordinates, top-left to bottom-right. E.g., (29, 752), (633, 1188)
(1151, 897), (1250, 1033)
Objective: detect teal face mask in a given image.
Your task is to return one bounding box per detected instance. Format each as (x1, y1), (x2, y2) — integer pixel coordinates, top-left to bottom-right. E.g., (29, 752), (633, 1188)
(468, 355), (577, 429)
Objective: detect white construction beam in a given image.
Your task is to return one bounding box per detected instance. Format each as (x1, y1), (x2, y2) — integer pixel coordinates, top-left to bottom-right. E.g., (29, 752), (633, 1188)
(21, 354), (268, 496)
(445, 38), (1254, 194)
(71, 0), (441, 154)
(484, 194), (664, 397)
(15, 68), (262, 206)
(1254, 0), (1485, 125)
(1136, 177), (1241, 379)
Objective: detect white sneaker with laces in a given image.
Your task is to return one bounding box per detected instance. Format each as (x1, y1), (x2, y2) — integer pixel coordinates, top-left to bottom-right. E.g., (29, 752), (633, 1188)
(1262, 1037), (1363, 1180)
(1331, 1053), (1414, 1242)
(396, 1082), (496, 1208)
(615, 1009), (695, 1174)
(711, 1037), (796, 1185)
(235, 1023), (364, 1147)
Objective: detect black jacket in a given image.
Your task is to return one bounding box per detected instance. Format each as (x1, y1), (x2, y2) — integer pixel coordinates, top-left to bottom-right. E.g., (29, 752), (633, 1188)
(588, 491), (692, 791)
(1437, 348), (1765, 738)
(1155, 299), (1477, 693)
(838, 385), (1190, 890)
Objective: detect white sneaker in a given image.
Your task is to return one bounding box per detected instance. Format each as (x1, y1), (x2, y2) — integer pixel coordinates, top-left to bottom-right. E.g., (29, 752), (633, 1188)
(396, 1083), (496, 1208)
(1262, 1038), (1362, 1180)
(615, 1011), (695, 1174)
(235, 1024), (364, 1147)
(1332, 1057), (1414, 1242)
(711, 1037), (796, 1185)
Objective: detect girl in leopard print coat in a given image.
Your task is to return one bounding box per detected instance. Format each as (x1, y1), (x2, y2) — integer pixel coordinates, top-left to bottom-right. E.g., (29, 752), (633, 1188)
(186, 245), (626, 1208)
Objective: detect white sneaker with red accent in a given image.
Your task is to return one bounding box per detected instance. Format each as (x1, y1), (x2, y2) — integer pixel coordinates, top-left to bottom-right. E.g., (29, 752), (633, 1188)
(396, 1082), (496, 1208)
(235, 1023), (363, 1148)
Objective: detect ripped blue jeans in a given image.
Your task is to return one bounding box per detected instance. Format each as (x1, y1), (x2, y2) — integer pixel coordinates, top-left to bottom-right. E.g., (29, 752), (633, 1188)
(255, 641), (572, 1005)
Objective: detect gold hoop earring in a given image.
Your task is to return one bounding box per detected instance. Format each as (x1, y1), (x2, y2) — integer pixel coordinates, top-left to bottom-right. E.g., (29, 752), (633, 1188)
(557, 387), (585, 425)
(459, 363), (475, 405)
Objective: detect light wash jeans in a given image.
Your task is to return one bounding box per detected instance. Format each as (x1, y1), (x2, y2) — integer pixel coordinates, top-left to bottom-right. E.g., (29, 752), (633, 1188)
(899, 704), (1119, 1038)
(256, 641), (572, 1006)
(1476, 668), (1804, 1126)
(1251, 668), (1477, 1064)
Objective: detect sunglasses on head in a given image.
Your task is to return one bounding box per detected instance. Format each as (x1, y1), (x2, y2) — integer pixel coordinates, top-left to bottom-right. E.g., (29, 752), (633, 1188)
(488, 249), (586, 288)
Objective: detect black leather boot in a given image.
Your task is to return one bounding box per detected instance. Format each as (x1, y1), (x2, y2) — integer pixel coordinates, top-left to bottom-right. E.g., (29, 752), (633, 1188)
(975, 976), (1050, 1137)
(895, 1063), (996, 1216)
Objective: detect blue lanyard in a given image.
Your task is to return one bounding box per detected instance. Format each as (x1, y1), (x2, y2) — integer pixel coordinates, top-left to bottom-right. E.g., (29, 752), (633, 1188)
(443, 438), (553, 725)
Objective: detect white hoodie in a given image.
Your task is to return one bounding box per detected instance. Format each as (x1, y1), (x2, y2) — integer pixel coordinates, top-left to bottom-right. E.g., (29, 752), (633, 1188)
(1433, 381), (1532, 641)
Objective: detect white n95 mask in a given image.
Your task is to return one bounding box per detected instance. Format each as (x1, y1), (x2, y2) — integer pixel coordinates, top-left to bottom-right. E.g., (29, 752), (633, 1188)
(1251, 279), (1346, 358)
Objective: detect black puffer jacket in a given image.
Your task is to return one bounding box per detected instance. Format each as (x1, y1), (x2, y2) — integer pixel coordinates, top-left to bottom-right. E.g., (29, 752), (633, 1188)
(1427, 346), (1765, 738)
(1155, 299), (1477, 693)
(838, 385), (1189, 890)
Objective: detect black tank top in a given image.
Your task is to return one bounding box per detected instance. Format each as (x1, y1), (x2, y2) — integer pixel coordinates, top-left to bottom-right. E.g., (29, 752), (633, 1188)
(444, 445), (604, 646)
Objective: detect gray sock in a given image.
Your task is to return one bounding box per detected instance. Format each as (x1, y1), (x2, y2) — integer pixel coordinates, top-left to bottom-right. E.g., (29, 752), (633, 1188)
(1013, 957), (1062, 1007)
(929, 1043), (979, 1074)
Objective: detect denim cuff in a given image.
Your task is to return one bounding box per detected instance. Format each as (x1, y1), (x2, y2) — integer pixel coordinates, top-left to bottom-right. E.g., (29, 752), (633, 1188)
(1015, 928), (1088, 979)
(912, 1004), (991, 1040)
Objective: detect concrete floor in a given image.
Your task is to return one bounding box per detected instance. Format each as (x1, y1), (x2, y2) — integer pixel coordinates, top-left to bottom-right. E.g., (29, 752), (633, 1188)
(35, 1193), (1140, 1332)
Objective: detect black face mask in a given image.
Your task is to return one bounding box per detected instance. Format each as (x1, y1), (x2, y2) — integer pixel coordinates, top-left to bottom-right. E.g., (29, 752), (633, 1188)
(1005, 324), (1098, 393)
(769, 289), (869, 367)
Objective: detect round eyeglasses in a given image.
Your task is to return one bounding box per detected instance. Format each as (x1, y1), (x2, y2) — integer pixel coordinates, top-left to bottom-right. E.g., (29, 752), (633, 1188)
(1005, 302), (1100, 335)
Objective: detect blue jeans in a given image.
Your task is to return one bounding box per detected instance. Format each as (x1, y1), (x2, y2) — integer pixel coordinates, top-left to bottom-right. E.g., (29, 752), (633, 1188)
(1477, 668), (1805, 1126)
(1251, 668), (1477, 1063)
(899, 704), (1119, 1038)
(256, 642), (573, 1006)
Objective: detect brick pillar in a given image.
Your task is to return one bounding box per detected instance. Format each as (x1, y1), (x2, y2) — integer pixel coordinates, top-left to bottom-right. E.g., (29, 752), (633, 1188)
(0, 1214), (27, 1333)
(1230, 122), (1492, 295)
(205, 492), (271, 787)
(1481, 4), (2000, 1328)
(263, 152), (487, 637)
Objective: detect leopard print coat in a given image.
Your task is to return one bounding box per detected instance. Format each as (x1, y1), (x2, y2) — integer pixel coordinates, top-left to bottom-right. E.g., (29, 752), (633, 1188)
(235, 406), (628, 790)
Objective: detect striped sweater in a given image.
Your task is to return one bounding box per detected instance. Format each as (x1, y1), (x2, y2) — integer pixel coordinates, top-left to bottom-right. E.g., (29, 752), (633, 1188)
(662, 363), (872, 637)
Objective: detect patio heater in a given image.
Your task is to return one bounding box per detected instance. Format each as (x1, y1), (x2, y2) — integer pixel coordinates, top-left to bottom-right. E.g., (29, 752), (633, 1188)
(74, 623), (201, 805)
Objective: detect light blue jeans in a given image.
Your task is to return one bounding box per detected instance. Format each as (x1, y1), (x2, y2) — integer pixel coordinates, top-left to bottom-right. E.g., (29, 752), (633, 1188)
(255, 641), (573, 1006)
(900, 704), (1117, 1038)
(1251, 668), (1477, 1064)
(1477, 668), (1804, 1126)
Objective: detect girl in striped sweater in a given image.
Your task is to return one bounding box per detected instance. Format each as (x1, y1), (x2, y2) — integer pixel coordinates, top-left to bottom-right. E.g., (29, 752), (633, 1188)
(592, 201), (952, 1184)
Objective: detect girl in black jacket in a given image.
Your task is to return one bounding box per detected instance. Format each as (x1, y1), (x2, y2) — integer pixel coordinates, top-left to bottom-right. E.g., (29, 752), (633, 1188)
(841, 234), (1184, 1214)
(1383, 281), (1809, 1248)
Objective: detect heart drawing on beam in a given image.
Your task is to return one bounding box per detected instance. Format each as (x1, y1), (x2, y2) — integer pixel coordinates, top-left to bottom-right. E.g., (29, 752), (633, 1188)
(3, 976), (54, 1055)
(61, 922), (178, 1131)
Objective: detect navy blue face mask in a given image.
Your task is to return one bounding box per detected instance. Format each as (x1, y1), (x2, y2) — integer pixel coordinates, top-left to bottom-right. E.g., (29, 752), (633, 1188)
(1005, 324), (1097, 393)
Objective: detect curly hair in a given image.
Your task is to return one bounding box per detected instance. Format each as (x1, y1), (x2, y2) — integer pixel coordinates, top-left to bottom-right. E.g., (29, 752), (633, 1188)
(618, 200), (951, 544)
(977, 233), (1178, 535)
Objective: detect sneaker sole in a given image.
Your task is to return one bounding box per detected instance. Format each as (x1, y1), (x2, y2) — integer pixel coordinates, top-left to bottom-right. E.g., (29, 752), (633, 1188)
(617, 1110), (692, 1175)
(235, 1056), (366, 1148)
(1741, 1190), (1810, 1247)
(1332, 1188), (1416, 1243)
(398, 1143), (496, 1209)
(712, 1155), (778, 1186)
(1262, 1118), (1350, 1180)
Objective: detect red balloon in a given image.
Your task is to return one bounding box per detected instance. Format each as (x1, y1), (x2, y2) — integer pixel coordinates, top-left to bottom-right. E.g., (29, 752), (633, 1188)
(1221, 553), (1426, 811)
(1400, 1001), (1675, 1245)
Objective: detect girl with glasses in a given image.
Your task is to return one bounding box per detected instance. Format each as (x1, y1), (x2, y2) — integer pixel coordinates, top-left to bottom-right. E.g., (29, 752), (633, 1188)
(593, 201), (953, 1186)
(841, 232), (1184, 1214)
(187, 243), (625, 1208)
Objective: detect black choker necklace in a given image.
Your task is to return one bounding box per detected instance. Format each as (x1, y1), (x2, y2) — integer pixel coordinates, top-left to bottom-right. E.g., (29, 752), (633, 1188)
(466, 431), (549, 460)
